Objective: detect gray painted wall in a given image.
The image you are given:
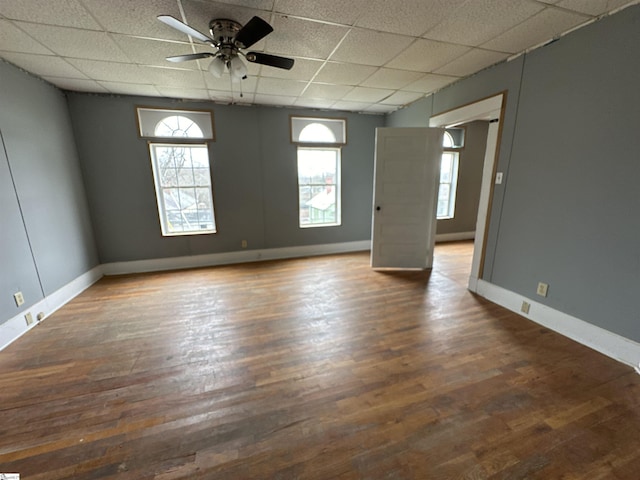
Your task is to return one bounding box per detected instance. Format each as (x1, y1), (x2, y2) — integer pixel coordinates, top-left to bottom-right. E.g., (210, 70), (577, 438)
(385, 96), (432, 128)
(489, 6), (640, 341)
(0, 60), (98, 325)
(387, 4), (640, 342)
(66, 94), (383, 263)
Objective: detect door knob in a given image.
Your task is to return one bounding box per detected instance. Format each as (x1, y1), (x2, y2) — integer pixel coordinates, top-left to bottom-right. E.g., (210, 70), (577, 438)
(376, 206), (381, 211)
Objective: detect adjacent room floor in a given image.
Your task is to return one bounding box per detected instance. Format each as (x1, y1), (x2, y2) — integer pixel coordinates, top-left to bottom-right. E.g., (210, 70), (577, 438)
(1, 241), (639, 479)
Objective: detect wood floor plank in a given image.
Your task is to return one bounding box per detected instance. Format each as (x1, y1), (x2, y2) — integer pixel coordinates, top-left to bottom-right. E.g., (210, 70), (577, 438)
(0, 241), (638, 479)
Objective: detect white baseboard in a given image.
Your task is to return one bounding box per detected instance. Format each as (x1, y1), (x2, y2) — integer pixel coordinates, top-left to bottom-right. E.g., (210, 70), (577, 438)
(0, 266), (103, 351)
(435, 231), (475, 243)
(476, 279), (640, 370)
(102, 240), (372, 275)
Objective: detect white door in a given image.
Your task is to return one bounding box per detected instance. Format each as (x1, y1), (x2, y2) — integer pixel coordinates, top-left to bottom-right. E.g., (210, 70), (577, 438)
(371, 127), (444, 269)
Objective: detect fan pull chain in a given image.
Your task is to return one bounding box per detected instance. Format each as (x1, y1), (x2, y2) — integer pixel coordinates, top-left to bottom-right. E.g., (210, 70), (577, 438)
(228, 72), (245, 101)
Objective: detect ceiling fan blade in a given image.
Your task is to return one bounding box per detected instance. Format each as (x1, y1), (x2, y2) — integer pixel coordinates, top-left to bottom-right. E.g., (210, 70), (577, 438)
(157, 15), (214, 45)
(246, 52), (294, 70)
(166, 53), (216, 63)
(234, 16), (273, 48)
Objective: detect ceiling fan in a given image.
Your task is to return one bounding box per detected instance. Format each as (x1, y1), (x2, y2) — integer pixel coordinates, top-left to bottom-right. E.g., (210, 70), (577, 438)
(157, 14), (294, 81)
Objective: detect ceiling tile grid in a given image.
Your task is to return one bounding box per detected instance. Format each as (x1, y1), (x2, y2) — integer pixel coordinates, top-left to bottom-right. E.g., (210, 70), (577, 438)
(0, 18), (54, 55)
(0, 0), (636, 112)
(481, 8), (588, 53)
(2, 52), (89, 78)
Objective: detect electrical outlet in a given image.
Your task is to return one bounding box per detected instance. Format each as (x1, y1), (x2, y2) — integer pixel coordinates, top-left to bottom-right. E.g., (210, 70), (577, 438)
(25, 312), (34, 326)
(521, 301), (530, 314)
(537, 282), (549, 297)
(37, 312), (45, 321)
(241, 240), (248, 248)
(14, 291), (25, 307)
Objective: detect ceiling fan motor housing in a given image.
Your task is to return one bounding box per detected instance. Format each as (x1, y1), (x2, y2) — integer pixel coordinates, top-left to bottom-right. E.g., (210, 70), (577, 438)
(209, 19), (242, 47)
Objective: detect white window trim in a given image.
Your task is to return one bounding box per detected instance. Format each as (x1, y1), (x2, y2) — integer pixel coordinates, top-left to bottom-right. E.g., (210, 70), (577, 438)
(137, 107), (215, 140)
(290, 116), (347, 146)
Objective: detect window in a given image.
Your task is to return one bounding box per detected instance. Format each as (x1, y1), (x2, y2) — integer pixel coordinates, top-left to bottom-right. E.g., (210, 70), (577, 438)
(437, 130), (462, 220)
(155, 115), (203, 138)
(137, 108), (216, 236)
(291, 117), (346, 228)
(298, 147), (341, 227)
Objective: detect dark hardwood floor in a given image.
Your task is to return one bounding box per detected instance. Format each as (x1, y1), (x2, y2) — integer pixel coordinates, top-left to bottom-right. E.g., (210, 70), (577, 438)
(1, 241), (639, 479)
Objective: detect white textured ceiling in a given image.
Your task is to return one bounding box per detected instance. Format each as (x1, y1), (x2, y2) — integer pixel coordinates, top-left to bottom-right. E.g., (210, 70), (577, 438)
(0, 0), (636, 114)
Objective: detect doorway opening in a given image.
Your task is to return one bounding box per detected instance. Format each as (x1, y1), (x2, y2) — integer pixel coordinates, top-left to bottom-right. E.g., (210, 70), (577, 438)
(429, 93), (506, 292)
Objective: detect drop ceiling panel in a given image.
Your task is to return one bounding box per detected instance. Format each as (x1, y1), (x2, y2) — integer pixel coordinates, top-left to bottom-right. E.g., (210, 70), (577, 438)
(1, 52), (88, 78)
(156, 87), (210, 99)
(66, 58), (154, 83)
(558, 0), (632, 16)
(253, 93), (297, 106)
(424, 0), (545, 46)
(0, 0), (101, 29)
(142, 67), (207, 89)
(380, 90), (425, 106)
(0, 0), (633, 114)
(42, 76), (109, 92)
(355, 0), (467, 36)
(256, 77), (306, 96)
(111, 35), (201, 69)
(482, 8), (588, 53)
(274, 0), (368, 24)
(435, 48), (509, 77)
(331, 29), (414, 66)
(364, 104), (396, 113)
(403, 73), (460, 93)
(266, 16), (349, 59)
(360, 68), (424, 89)
(331, 100), (371, 112)
(212, 0), (275, 10)
(97, 81), (162, 97)
(207, 89), (235, 103)
(0, 19), (53, 55)
(342, 86), (395, 103)
(17, 23), (131, 62)
(81, 0), (185, 41)
(302, 83), (354, 100)
(293, 97), (335, 109)
(204, 72), (258, 90)
(386, 39), (470, 72)
(314, 62), (378, 86)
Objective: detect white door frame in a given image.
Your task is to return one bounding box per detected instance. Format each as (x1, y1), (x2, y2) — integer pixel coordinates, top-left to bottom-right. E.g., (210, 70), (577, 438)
(429, 92), (506, 292)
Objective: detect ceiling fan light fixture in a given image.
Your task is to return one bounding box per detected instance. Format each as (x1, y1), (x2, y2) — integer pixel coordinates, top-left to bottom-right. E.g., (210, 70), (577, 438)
(208, 57), (225, 78)
(229, 55), (247, 79)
